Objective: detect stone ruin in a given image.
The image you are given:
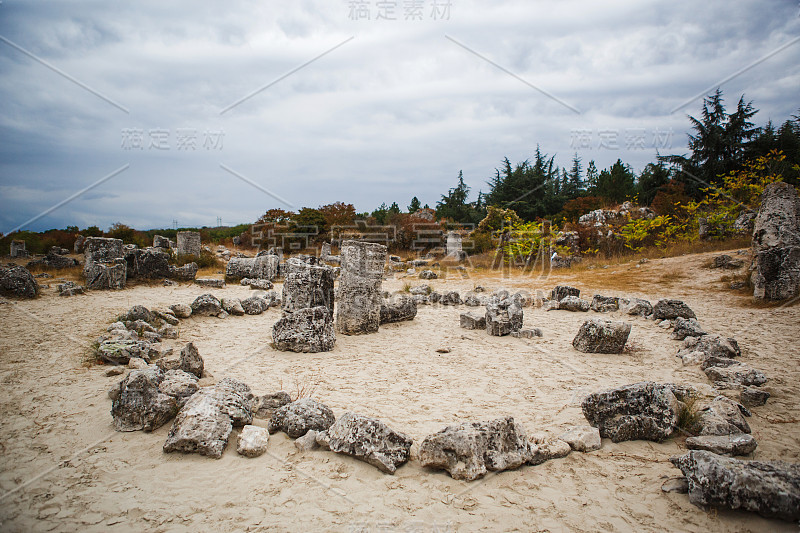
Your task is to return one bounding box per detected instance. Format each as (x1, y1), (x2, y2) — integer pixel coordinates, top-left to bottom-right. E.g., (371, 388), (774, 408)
(336, 240), (387, 335)
(9, 240), (28, 258)
(84, 237), (126, 290)
(751, 182), (800, 301)
(176, 231), (201, 257)
(272, 257), (336, 352)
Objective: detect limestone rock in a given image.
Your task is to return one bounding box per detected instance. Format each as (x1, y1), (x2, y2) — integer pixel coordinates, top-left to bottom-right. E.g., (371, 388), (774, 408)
(704, 364), (767, 388)
(124, 248), (170, 279)
(282, 259), (335, 315)
(671, 317), (707, 340)
(168, 263), (198, 281)
(241, 295), (269, 315)
(254, 391), (293, 419)
(268, 398), (335, 438)
(111, 367), (178, 432)
(419, 417), (532, 481)
(751, 182), (800, 301)
(440, 291), (462, 306)
(555, 295), (590, 312)
(315, 412), (413, 474)
(272, 306), (335, 353)
(221, 298), (245, 316)
(419, 270), (438, 280)
(163, 389), (232, 458)
(551, 285), (580, 302)
(695, 396), (751, 436)
(559, 426), (602, 452)
(84, 261), (126, 290)
(619, 298), (653, 316)
(511, 328), (543, 339)
(179, 342), (204, 378)
(195, 278), (225, 289)
(671, 450), (800, 522)
(295, 429), (320, 451)
(0, 264), (39, 298)
(685, 434), (757, 456)
(740, 387), (770, 407)
(572, 319), (631, 354)
(236, 425), (269, 458)
(653, 299), (696, 320)
(336, 240), (387, 335)
(460, 312), (485, 330)
(169, 304), (192, 319)
(590, 295), (619, 313)
(97, 340), (157, 365)
(191, 294), (222, 317)
(581, 382), (680, 442)
(379, 294), (417, 324)
(711, 254), (745, 270)
(158, 369), (199, 408)
(485, 297), (523, 336)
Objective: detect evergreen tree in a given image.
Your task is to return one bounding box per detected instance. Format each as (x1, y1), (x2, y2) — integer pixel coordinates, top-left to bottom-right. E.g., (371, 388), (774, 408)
(408, 196), (421, 213)
(585, 160), (598, 194)
(637, 162), (671, 205)
(595, 159), (635, 203)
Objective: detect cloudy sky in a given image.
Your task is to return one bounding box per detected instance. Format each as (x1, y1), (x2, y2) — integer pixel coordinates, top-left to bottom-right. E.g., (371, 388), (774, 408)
(1, 0), (798, 233)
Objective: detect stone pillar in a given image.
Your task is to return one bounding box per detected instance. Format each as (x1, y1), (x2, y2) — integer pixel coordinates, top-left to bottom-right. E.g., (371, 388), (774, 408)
(177, 231), (201, 257)
(336, 240), (387, 335)
(751, 182), (800, 301)
(83, 237), (126, 290)
(281, 258), (335, 316)
(446, 232), (463, 258)
(9, 240), (26, 258)
(153, 235), (171, 249)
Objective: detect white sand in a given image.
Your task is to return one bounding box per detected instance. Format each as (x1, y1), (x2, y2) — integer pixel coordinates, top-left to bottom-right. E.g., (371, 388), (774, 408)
(1, 250), (798, 532)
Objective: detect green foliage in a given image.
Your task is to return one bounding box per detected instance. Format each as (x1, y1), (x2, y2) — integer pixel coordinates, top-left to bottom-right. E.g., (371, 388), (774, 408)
(499, 221), (570, 264)
(593, 159), (636, 203)
(408, 196), (421, 213)
(620, 215), (688, 252)
(436, 171), (485, 223)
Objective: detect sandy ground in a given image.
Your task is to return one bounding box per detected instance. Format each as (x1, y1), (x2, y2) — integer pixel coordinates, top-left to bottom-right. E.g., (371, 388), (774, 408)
(0, 250), (798, 532)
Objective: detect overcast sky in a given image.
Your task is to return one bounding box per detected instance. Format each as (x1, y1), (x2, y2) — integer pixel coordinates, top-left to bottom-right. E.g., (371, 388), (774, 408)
(1, 0), (798, 233)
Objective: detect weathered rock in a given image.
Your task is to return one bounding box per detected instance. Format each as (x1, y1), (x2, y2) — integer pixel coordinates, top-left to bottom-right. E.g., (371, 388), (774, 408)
(221, 297), (245, 316)
(242, 278), (273, 290)
(168, 262), (198, 281)
(0, 264), (39, 298)
(511, 328), (543, 339)
(653, 299), (696, 320)
(590, 295), (619, 313)
(97, 340), (157, 365)
(695, 396), (751, 436)
(179, 342), (204, 378)
(190, 294), (222, 317)
(268, 398), (335, 438)
(295, 429), (320, 451)
(671, 450), (800, 522)
(162, 390), (232, 458)
(26, 251), (79, 270)
(153, 235), (171, 249)
(440, 291), (462, 306)
(124, 248), (171, 279)
(419, 270), (438, 280)
(463, 294), (484, 307)
(169, 304), (192, 319)
(176, 231), (201, 257)
(661, 477), (689, 493)
(152, 308), (179, 325)
(57, 281), (85, 296)
(555, 295), (590, 312)
(485, 297), (523, 336)
(704, 364), (767, 388)
(581, 382), (680, 442)
(460, 312), (486, 330)
(127, 357), (148, 369)
(572, 319), (631, 354)
(121, 305), (155, 324)
(158, 369), (199, 408)
(84, 261), (126, 290)
(213, 378), (256, 427)
(685, 434), (757, 456)
(254, 391), (292, 419)
(272, 306), (335, 353)
(740, 387), (770, 407)
(237, 425), (270, 458)
(751, 182), (800, 301)
(158, 325), (178, 339)
(711, 254), (745, 270)
(419, 417), (532, 481)
(409, 285), (430, 296)
(225, 255), (280, 281)
(559, 426), (602, 452)
(282, 259), (335, 315)
(619, 298), (653, 316)
(551, 285), (580, 302)
(315, 412), (413, 474)
(84, 237), (123, 264)
(679, 334), (741, 361)
(241, 296), (269, 315)
(671, 317), (707, 340)
(527, 435), (572, 465)
(195, 278), (225, 289)
(336, 241), (387, 335)
(111, 367), (178, 432)
(379, 294), (417, 324)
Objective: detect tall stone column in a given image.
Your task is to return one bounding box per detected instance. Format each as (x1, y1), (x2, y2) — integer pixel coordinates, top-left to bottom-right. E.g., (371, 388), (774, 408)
(336, 240), (387, 335)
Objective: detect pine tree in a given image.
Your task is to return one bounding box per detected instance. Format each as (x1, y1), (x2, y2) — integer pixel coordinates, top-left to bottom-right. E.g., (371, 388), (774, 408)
(408, 196), (421, 213)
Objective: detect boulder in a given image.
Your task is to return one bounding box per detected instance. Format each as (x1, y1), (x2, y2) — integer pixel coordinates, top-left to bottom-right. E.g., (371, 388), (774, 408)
(241, 296), (269, 315)
(460, 312), (486, 330)
(572, 319), (631, 354)
(121, 305), (155, 324)
(551, 285), (580, 302)
(254, 391), (293, 419)
(26, 251), (79, 270)
(409, 285), (430, 296)
(485, 297), (523, 336)
(419, 270), (438, 280)
(695, 396), (751, 436)
(528, 435), (572, 465)
(225, 255), (280, 281)
(679, 334), (741, 361)
(272, 306), (335, 353)
(124, 248), (170, 279)
(153, 235), (171, 249)
(711, 254), (745, 270)
(195, 279), (225, 289)
(97, 340), (157, 365)
(0, 264), (39, 298)
(57, 281), (84, 296)
(671, 317), (707, 340)
(237, 425), (270, 458)
(268, 398), (335, 438)
(555, 295), (590, 312)
(590, 295), (619, 313)
(84, 237), (123, 264)
(158, 369), (199, 408)
(282, 259), (335, 315)
(671, 450), (800, 522)
(463, 294), (484, 307)
(168, 263), (198, 281)
(190, 294), (222, 317)
(440, 291), (462, 306)
(740, 387), (770, 407)
(242, 278), (273, 290)
(295, 430), (320, 451)
(653, 299), (696, 320)
(315, 412), (413, 474)
(751, 182), (800, 301)
(619, 298), (653, 316)
(581, 382), (680, 442)
(704, 364), (767, 388)
(169, 304), (192, 319)
(559, 426), (602, 452)
(84, 261), (126, 290)
(221, 298), (245, 316)
(379, 294), (417, 324)
(336, 241), (387, 335)
(511, 328), (543, 339)
(419, 417), (532, 481)
(152, 308), (179, 325)
(685, 434), (757, 456)
(179, 342), (204, 378)
(111, 367), (178, 432)
(176, 231), (201, 257)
